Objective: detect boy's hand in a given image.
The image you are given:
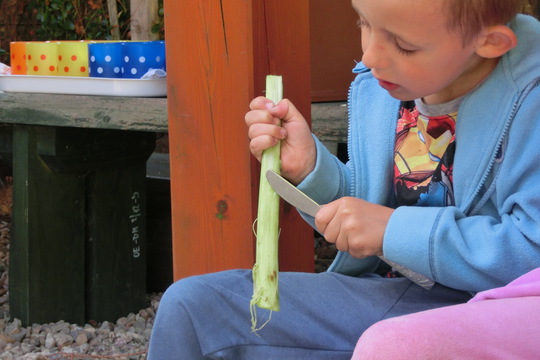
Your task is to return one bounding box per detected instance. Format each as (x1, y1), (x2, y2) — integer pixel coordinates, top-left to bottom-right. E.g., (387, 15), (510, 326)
(315, 197), (394, 259)
(246, 96), (316, 185)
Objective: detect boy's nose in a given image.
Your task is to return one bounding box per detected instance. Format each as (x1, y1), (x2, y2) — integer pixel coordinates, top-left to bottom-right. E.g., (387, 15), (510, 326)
(361, 40), (387, 70)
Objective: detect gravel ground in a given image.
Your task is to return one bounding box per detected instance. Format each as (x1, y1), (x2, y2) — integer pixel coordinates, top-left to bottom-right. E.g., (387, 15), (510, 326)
(0, 218), (163, 360)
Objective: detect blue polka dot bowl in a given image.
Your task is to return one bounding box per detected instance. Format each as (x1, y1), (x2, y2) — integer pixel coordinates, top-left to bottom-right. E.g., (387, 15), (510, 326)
(88, 42), (123, 78)
(121, 41), (166, 79)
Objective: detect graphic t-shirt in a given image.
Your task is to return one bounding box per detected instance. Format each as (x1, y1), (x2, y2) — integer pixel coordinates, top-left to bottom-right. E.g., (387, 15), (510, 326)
(394, 98), (461, 207)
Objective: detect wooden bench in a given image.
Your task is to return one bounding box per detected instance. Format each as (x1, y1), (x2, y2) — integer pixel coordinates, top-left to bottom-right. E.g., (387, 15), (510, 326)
(0, 91), (347, 325)
(0, 92), (166, 326)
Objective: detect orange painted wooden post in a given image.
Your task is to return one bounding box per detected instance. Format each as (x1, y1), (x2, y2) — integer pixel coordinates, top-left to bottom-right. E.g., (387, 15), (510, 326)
(163, 0), (313, 280)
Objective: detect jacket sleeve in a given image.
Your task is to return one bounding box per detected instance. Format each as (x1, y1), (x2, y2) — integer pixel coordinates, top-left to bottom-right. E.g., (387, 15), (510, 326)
(296, 135), (351, 206)
(297, 136), (388, 275)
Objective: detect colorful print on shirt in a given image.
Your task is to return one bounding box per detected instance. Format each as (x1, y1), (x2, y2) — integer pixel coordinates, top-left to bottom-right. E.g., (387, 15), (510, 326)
(394, 105), (456, 207)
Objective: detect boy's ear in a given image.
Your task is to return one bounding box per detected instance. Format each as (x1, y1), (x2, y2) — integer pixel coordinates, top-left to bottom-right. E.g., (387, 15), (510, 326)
(475, 25), (518, 58)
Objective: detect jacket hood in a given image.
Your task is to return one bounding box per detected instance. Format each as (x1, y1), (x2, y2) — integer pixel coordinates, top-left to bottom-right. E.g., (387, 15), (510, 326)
(504, 15), (540, 93)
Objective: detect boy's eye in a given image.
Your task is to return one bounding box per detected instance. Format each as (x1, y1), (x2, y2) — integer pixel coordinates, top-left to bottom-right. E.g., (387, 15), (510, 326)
(356, 18), (369, 28)
(394, 40), (416, 56)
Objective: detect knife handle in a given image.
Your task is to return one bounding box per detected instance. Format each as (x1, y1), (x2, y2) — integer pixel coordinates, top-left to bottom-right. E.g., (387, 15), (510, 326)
(380, 256), (435, 290)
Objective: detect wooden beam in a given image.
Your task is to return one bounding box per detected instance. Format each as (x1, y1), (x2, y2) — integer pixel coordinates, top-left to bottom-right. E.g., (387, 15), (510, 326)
(107, 0), (121, 40)
(163, 0), (313, 280)
(130, 0), (160, 40)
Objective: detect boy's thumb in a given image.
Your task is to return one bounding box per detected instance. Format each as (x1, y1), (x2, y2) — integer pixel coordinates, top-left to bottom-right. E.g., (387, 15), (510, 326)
(269, 99), (302, 124)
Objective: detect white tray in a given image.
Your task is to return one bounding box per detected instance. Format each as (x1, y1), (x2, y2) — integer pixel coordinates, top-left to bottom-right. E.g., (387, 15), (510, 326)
(0, 75), (167, 97)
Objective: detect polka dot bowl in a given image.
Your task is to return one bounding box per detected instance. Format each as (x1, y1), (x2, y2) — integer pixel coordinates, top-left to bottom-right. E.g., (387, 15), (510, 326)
(10, 42), (27, 75)
(121, 41), (166, 79)
(57, 41), (89, 77)
(88, 42), (123, 78)
(26, 41), (58, 76)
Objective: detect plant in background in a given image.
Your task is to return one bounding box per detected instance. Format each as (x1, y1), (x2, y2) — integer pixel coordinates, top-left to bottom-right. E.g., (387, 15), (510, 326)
(0, 0), (165, 65)
(0, 0), (38, 64)
(29, 0), (131, 41)
(151, 0), (165, 39)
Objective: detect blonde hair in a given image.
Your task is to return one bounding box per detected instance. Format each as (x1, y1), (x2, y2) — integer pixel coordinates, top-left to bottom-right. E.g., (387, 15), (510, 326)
(446, 0), (534, 44)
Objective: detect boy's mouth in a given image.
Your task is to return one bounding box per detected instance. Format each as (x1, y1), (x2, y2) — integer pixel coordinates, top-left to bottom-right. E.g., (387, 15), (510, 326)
(377, 79), (399, 92)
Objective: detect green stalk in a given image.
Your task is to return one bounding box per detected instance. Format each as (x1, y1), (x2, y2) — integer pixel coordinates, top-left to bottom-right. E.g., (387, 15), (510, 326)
(250, 75), (283, 331)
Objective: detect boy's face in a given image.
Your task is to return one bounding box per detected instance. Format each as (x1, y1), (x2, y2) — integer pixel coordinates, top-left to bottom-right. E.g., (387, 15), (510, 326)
(353, 0), (491, 104)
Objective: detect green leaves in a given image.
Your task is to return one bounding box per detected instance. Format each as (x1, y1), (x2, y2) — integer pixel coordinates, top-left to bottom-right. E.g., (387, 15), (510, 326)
(27, 0), (165, 41)
(29, 0), (132, 40)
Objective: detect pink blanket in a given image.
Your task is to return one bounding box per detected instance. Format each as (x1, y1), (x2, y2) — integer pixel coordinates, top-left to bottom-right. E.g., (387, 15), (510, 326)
(469, 267), (540, 302)
(352, 268), (540, 359)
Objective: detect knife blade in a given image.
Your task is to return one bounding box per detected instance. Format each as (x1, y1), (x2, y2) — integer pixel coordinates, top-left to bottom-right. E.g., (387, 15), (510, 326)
(266, 170), (321, 217)
(265, 169), (435, 290)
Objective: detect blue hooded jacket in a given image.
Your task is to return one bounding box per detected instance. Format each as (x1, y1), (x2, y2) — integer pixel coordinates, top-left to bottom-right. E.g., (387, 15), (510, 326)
(298, 15), (540, 292)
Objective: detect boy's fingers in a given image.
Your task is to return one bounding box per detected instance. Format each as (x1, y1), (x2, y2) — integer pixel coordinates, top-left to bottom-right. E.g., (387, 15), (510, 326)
(249, 96), (274, 111)
(249, 135), (280, 160)
(314, 203), (335, 237)
(268, 99), (303, 124)
(248, 98), (305, 128)
(245, 109), (276, 127)
(247, 122), (287, 141)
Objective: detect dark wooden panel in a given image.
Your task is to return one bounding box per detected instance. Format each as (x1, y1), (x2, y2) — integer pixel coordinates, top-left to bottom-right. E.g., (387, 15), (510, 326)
(7, 126), (155, 325)
(310, 0), (362, 102)
(9, 126), (86, 325)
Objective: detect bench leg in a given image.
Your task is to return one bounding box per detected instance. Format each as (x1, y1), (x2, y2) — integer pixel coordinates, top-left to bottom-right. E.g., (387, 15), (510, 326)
(85, 162), (148, 322)
(10, 126), (86, 325)
(9, 126), (154, 326)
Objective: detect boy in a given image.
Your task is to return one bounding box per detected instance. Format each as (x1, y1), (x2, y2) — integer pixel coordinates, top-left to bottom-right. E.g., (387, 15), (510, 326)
(148, 0), (540, 358)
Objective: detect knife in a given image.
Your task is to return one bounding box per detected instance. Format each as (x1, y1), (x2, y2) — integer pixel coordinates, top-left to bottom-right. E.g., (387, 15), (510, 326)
(266, 170), (321, 217)
(265, 170), (435, 290)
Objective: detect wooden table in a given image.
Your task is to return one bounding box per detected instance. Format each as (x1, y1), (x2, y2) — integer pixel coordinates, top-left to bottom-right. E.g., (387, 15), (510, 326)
(0, 92), (167, 132)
